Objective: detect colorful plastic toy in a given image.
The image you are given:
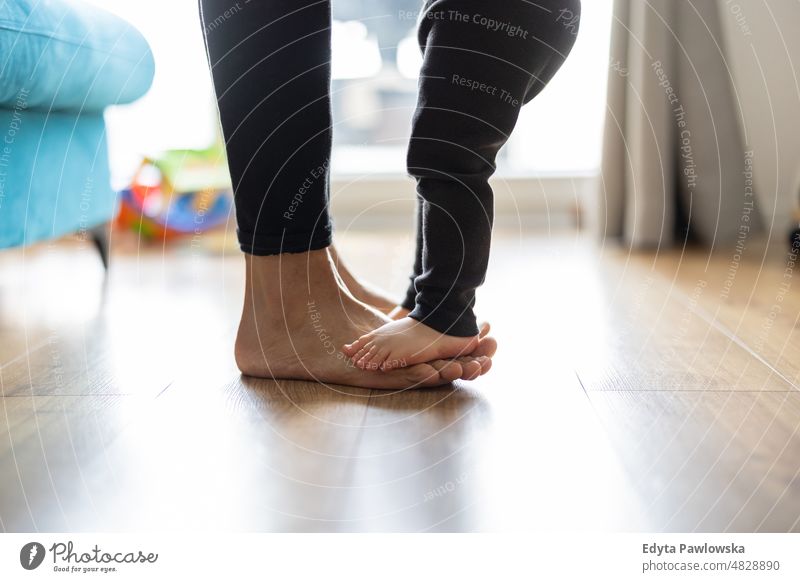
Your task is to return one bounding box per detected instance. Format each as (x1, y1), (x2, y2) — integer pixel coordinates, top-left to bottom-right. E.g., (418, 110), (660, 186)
(116, 144), (232, 240)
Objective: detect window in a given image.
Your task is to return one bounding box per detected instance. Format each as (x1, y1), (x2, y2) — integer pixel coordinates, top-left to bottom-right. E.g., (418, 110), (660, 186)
(92, 0), (612, 186)
(330, 0), (613, 177)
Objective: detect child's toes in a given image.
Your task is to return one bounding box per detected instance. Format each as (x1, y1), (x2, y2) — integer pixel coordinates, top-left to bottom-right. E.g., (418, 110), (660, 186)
(351, 342), (373, 365)
(356, 345), (379, 369)
(362, 346), (389, 371)
(366, 348), (391, 371)
(343, 334), (371, 356)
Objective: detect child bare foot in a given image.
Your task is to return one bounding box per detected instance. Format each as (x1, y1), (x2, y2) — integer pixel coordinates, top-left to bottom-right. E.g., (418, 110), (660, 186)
(343, 317), (480, 371)
(328, 247), (495, 340)
(389, 305), (491, 341)
(328, 247), (494, 352)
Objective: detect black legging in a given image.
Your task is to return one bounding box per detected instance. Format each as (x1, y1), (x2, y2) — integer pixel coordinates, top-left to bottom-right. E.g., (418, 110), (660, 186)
(200, 0), (580, 337)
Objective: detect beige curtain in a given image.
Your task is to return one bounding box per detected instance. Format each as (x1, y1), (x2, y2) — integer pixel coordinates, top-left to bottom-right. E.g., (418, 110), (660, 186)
(599, 0), (754, 249)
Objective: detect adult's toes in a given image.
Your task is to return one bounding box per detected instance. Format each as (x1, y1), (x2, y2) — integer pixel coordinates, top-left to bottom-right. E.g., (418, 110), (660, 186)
(394, 362), (452, 388)
(455, 358), (482, 380)
(471, 335), (497, 358)
(451, 354), (493, 379)
(366, 360), (460, 389)
(428, 359), (463, 383)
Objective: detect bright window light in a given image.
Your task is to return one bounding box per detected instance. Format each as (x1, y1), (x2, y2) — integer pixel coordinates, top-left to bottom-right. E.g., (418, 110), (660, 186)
(86, 0), (612, 182)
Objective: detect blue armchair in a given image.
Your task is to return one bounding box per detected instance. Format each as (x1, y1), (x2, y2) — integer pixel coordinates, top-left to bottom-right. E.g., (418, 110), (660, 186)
(0, 0), (154, 263)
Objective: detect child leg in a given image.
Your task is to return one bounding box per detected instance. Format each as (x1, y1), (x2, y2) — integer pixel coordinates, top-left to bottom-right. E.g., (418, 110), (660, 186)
(345, 0), (581, 370)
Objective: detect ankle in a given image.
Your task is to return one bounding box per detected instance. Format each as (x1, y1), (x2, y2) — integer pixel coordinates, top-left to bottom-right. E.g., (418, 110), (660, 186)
(246, 247), (331, 286)
(242, 248), (339, 315)
(246, 247), (329, 272)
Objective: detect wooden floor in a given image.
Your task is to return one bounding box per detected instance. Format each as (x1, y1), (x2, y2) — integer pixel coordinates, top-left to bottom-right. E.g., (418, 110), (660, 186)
(1, 228), (799, 532)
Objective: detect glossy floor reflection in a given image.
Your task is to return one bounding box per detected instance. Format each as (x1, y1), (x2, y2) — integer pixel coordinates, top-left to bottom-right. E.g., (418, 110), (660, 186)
(1, 231), (798, 531)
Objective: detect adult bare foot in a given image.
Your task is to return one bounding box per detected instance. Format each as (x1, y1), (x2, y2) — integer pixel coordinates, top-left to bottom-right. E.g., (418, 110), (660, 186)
(470, 333), (497, 358)
(329, 245), (397, 315)
(387, 306), (411, 320)
(453, 355), (491, 380)
(388, 307), (492, 347)
(343, 317), (480, 371)
(234, 249), (491, 389)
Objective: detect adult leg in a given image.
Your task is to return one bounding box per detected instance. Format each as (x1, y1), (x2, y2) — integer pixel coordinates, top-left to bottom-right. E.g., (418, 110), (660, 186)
(199, 0), (492, 385)
(345, 0), (580, 369)
(200, 0), (332, 254)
